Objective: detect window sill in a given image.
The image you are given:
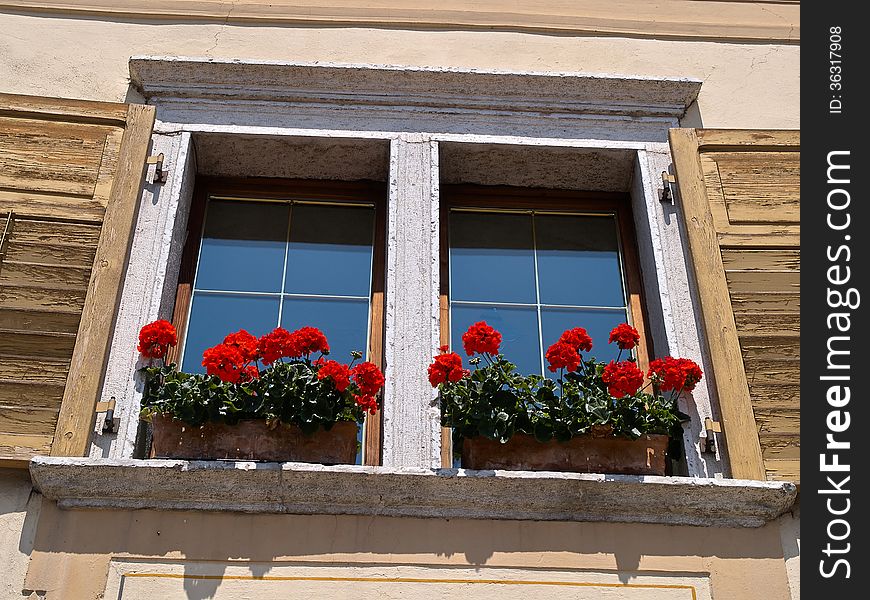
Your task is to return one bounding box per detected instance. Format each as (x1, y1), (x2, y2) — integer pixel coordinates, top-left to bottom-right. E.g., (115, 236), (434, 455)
(29, 456), (796, 528)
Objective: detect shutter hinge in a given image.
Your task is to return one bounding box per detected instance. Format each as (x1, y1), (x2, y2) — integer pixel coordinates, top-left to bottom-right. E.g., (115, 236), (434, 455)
(146, 153), (167, 184)
(702, 417), (721, 454)
(95, 396), (117, 433)
(660, 171), (676, 204)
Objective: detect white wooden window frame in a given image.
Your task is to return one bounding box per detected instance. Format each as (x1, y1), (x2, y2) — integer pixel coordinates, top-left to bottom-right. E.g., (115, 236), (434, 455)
(93, 57), (724, 479)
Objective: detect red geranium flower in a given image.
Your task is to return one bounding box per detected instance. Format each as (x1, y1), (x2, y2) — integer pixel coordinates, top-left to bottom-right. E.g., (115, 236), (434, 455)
(602, 360), (644, 398)
(609, 323), (640, 350)
(559, 328), (593, 353)
(648, 357), (703, 392)
(290, 326), (330, 357)
(239, 365), (260, 383)
(354, 393), (379, 415)
(428, 352), (469, 387)
(317, 359), (352, 392)
(461, 321), (502, 356)
(202, 343), (246, 383)
(545, 341), (581, 373)
(137, 319), (177, 359)
(351, 361), (385, 396)
(223, 329), (260, 363)
(257, 327), (296, 365)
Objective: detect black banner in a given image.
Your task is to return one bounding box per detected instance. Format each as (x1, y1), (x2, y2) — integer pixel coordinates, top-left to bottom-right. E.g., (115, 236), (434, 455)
(802, 6), (870, 595)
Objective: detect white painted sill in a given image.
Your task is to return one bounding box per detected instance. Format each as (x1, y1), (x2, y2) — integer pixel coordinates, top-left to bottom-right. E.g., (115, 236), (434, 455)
(30, 457), (796, 528)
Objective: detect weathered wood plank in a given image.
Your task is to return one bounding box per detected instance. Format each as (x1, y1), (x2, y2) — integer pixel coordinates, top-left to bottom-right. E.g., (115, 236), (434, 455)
(721, 248), (800, 271)
(712, 151), (800, 225)
(0, 117), (110, 196)
(696, 129), (800, 150)
(0, 357), (70, 384)
(6, 219), (102, 247)
(754, 407), (800, 436)
(0, 432), (53, 466)
(0, 189), (105, 223)
(759, 434), (800, 460)
(0, 381), (65, 409)
(0, 307), (82, 333)
(670, 127), (766, 480)
(0, 91), (129, 125)
(740, 335), (800, 361)
(748, 382), (800, 410)
(52, 102), (156, 457)
(725, 270), (799, 293)
(3, 240), (97, 266)
(734, 311), (800, 336)
(0, 283), (87, 312)
(0, 405), (60, 436)
(0, 260), (92, 289)
(765, 459), (800, 483)
(0, 328), (77, 360)
(743, 358), (799, 386)
(730, 291), (800, 312)
(717, 231), (800, 248)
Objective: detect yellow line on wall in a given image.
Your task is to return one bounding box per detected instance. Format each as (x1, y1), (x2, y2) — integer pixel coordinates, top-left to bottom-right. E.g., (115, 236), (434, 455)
(123, 573), (697, 600)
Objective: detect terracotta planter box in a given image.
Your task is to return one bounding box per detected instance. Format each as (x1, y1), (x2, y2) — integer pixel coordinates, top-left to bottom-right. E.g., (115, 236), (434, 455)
(461, 431), (669, 475)
(150, 415), (358, 464)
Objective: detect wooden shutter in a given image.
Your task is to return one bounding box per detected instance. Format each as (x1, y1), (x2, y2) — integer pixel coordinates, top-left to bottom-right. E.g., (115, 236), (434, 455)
(669, 129), (799, 482)
(0, 93), (155, 466)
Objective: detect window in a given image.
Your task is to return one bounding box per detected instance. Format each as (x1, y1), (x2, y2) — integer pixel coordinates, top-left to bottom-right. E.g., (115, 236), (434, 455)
(439, 186), (650, 464)
(170, 178), (386, 464)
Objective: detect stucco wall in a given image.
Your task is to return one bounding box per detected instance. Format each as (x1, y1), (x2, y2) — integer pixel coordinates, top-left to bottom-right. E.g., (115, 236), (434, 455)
(0, 471), (41, 600)
(0, 12), (798, 129)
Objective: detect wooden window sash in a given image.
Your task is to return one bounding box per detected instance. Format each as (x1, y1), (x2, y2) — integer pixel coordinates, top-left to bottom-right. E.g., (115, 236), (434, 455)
(167, 176), (387, 466)
(438, 185), (652, 467)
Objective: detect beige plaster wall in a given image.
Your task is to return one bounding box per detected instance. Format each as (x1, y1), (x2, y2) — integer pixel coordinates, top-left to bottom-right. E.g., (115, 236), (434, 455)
(18, 499), (797, 600)
(0, 470), (41, 600)
(0, 12), (798, 129)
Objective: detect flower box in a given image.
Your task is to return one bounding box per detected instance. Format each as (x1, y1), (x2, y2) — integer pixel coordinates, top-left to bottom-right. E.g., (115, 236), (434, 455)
(461, 428), (669, 475)
(434, 321), (702, 475)
(136, 321), (384, 465)
(150, 415), (358, 463)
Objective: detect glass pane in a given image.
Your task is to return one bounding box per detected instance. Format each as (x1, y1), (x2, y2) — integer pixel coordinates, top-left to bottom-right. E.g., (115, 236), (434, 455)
(541, 307), (628, 367)
(449, 211), (536, 303)
(284, 203), (375, 297)
(535, 214), (625, 307)
(181, 293), (280, 373)
(450, 304), (540, 376)
(196, 199), (289, 293)
(281, 297), (370, 363)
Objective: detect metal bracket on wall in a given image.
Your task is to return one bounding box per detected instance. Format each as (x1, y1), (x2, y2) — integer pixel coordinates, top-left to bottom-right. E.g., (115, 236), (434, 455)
(95, 397), (118, 433)
(702, 417), (721, 454)
(146, 153), (167, 184)
(660, 171), (676, 203)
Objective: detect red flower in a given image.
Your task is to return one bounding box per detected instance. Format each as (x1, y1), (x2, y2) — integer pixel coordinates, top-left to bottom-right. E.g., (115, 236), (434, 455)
(648, 357), (703, 392)
(428, 352), (469, 387)
(137, 319), (177, 359)
(559, 328), (593, 353)
(609, 323), (640, 350)
(290, 326), (330, 357)
(545, 341), (581, 373)
(239, 365), (260, 383)
(354, 393), (379, 415)
(257, 327), (296, 365)
(602, 360), (644, 398)
(351, 361), (385, 396)
(202, 343), (246, 383)
(317, 360), (351, 392)
(223, 329), (260, 363)
(461, 321), (502, 356)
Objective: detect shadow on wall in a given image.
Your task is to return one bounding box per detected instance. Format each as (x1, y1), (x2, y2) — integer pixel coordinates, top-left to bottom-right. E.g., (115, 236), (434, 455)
(26, 498), (789, 599)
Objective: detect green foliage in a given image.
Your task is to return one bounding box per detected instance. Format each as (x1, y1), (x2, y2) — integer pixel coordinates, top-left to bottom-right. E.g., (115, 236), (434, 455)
(440, 355), (686, 452)
(139, 361), (365, 431)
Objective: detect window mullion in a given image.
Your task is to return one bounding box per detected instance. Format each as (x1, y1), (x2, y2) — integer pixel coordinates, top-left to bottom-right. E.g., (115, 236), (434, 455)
(276, 202), (294, 328)
(530, 211), (545, 377)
